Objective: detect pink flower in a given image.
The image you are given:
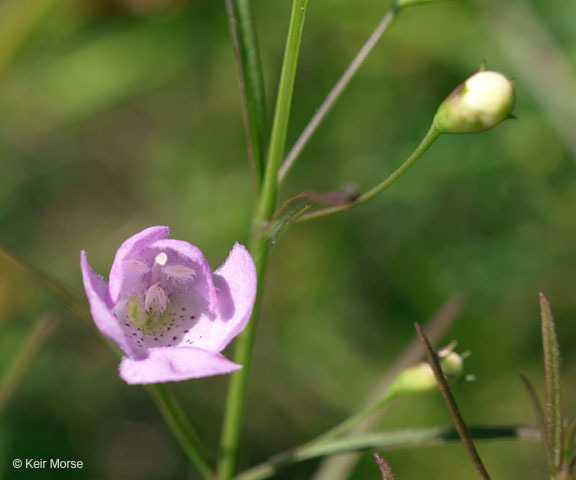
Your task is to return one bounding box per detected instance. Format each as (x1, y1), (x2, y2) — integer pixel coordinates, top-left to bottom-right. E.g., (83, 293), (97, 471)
(80, 226), (257, 385)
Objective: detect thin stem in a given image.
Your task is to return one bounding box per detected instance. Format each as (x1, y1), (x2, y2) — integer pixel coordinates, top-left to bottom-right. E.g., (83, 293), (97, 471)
(147, 384), (214, 479)
(314, 390), (398, 445)
(415, 322), (492, 480)
(0, 313), (58, 413)
(236, 425), (538, 480)
(297, 124), (441, 222)
(218, 2), (309, 478)
(225, 0), (267, 191)
(255, 0), (308, 225)
(279, 5), (397, 182)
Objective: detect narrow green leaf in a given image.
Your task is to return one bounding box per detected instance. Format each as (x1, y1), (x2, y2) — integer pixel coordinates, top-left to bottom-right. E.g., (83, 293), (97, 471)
(0, 313), (58, 413)
(225, 0), (267, 191)
(415, 322), (491, 480)
(236, 425), (538, 480)
(540, 292), (563, 473)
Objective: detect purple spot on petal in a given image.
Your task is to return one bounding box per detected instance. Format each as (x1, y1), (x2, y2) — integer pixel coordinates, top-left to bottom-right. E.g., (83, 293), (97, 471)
(181, 307), (186, 311)
(154, 338), (158, 341)
(190, 316), (196, 320)
(172, 336), (177, 341)
(184, 329), (189, 333)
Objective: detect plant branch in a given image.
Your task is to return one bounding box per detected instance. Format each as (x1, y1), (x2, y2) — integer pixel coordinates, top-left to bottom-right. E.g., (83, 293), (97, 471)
(297, 124), (441, 222)
(278, 6), (397, 182)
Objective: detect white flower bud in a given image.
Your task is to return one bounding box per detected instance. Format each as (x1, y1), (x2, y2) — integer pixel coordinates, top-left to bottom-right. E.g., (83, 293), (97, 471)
(434, 71), (515, 134)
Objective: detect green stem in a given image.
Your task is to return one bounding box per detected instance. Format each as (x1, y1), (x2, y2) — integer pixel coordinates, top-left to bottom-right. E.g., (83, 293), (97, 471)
(147, 384), (214, 479)
(298, 124), (441, 222)
(0, 313), (58, 413)
(255, 0), (308, 225)
(278, 5), (397, 182)
(313, 389), (398, 444)
(218, 2), (308, 478)
(225, 0), (267, 190)
(236, 425), (539, 480)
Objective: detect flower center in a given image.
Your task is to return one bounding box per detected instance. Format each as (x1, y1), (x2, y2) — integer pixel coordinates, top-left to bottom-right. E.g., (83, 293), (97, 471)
(126, 286), (173, 334)
(121, 251), (198, 335)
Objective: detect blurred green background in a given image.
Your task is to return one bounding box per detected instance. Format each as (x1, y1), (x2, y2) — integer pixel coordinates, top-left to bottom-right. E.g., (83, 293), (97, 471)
(0, 0), (575, 478)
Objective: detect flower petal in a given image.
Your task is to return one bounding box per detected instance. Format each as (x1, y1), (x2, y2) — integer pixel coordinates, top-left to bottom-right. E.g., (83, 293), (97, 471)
(190, 243), (257, 352)
(81, 251), (145, 359)
(147, 238), (218, 313)
(119, 347), (241, 384)
(109, 226), (170, 303)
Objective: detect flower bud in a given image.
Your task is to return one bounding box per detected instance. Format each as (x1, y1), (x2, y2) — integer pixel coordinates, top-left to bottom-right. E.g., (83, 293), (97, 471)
(434, 71), (515, 134)
(390, 343), (468, 395)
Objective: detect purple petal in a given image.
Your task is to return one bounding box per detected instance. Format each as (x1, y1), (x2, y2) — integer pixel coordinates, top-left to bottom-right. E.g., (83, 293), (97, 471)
(147, 238), (218, 313)
(119, 347), (241, 384)
(190, 243), (257, 352)
(81, 251), (145, 359)
(109, 226), (170, 303)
